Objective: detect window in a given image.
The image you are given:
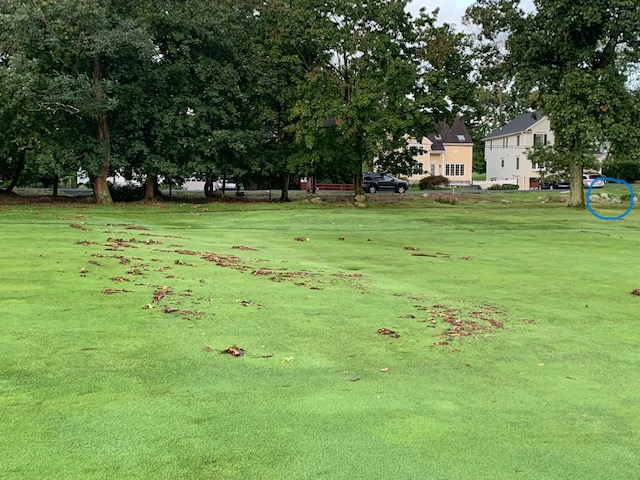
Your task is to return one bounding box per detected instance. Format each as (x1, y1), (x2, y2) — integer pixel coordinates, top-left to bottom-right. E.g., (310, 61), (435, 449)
(534, 133), (548, 146)
(516, 135), (520, 146)
(457, 134), (466, 141)
(501, 159), (505, 168)
(516, 157), (520, 170)
(445, 164), (465, 176)
(489, 140), (493, 151)
(502, 137), (508, 148)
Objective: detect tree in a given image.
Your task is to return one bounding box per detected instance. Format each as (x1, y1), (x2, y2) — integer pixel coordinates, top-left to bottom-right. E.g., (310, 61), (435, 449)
(0, 0), (152, 204)
(290, 0), (427, 197)
(466, 0), (640, 207)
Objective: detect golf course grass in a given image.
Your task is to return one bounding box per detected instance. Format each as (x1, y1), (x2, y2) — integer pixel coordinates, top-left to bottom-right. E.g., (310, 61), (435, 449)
(1, 190), (639, 479)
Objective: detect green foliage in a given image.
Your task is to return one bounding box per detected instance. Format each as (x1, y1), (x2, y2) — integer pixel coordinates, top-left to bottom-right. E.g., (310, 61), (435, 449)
(488, 183), (519, 190)
(108, 183), (146, 202)
(419, 175), (450, 189)
(466, 0), (640, 207)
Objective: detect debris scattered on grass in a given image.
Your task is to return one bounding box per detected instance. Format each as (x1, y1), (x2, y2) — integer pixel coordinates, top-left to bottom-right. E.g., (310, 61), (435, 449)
(70, 223), (89, 231)
(232, 245), (258, 251)
(102, 288), (133, 294)
(111, 276), (129, 282)
(240, 300), (252, 307)
(203, 344), (214, 352)
(220, 345), (245, 356)
(522, 319), (536, 324)
(348, 376), (360, 382)
(404, 246), (419, 251)
(399, 314), (416, 319)
(380, 368), (389, 372)
(261, 354), (273, 358)
(378, 328), (400, 338)
(632, 289), (640, 296)
(163, 307), (179, 314)
(338, 237), (345, 241)
(294, 237), (309, 242)
(75, 240), (97, 246)
(88, 260), (102, 266)
(124, 225), (149, 230)
(410, 252), (451, 258)
(153, 287), (171, 303)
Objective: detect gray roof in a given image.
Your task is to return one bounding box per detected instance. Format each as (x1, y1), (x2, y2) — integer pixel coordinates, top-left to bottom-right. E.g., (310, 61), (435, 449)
(483, 110), (545, 140)
(427, 116), (473, 151)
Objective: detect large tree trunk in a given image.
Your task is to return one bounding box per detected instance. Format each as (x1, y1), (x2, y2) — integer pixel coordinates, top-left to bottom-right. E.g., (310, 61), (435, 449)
(92, 55), (113, 206)
(354, 160), (364, 197)
(3, 150), (26, 194)
(145, 173), (158, 201)
(204, 178), (214, 197)
(279, 172), (290, 202)
(567, 162), (585, 208)
(92, 161), (111, 205)
(52, 174), (59, 197)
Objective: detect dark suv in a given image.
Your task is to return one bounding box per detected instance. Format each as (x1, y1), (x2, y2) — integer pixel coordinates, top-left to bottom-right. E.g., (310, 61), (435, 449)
(362, 172), (409, 193)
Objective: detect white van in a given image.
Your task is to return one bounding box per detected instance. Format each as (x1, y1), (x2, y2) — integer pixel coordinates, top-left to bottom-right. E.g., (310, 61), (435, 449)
(583, 174), (605, 188)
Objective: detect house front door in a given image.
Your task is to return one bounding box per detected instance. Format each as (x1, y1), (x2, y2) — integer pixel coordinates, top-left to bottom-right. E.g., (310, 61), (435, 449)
(430, 164), (436, 175)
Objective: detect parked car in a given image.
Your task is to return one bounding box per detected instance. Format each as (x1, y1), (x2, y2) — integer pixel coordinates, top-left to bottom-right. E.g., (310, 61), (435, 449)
(362, 172), (409, 193)
(539, 179), (570, 190)
(583, 174), (605, 188)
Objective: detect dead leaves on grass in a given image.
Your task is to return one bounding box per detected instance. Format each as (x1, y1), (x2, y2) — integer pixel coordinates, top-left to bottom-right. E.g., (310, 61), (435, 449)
(632, 289), (640, 296)
(220, 345), (245, 357)
(102, 288), (133, 294)
(378, 328), (400, 338)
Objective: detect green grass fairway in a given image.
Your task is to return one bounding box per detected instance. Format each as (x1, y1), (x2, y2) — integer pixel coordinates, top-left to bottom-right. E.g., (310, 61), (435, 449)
(1, 194), (639, 479)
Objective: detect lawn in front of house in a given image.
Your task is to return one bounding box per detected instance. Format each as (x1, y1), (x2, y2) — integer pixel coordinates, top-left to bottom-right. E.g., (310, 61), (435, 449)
(1, 197), (639, 479)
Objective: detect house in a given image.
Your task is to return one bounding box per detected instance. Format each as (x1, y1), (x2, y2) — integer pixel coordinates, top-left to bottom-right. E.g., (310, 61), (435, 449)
(483, 110), (553, 190)
(406, 116), (474, 186)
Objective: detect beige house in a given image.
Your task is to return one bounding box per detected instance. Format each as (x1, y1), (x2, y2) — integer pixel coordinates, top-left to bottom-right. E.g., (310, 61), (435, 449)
(407, 116), (474, 186)
(483, 110), (554, 189)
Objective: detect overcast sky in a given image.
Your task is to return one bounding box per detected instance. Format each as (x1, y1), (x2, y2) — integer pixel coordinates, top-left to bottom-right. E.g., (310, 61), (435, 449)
(407, 0), (475, 28)
(407, 1), (535, 29)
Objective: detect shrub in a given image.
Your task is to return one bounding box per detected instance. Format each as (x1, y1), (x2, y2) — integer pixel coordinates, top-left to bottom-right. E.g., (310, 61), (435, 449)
(108, 183), (145, 202)
(488, 183), (519, 190)
(419, 175), (450, 190)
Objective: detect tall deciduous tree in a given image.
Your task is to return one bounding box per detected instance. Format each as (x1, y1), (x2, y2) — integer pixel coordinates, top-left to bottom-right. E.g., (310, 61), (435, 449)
(1, 0), (152, 204)
(466, 0), (640, 207)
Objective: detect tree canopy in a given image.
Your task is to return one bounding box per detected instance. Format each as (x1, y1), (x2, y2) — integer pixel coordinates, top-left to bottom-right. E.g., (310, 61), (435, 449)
(0, 0), (478, 202)
(466, 0), (640, 207)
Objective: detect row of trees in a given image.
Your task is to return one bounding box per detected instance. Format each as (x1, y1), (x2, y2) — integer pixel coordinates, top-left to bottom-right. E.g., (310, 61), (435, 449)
(1, 0), (639, 206)
(0, 0), (475, 203)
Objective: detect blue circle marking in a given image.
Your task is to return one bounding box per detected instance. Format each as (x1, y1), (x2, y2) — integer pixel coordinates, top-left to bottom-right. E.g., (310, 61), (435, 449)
(586, 177), (634, 221)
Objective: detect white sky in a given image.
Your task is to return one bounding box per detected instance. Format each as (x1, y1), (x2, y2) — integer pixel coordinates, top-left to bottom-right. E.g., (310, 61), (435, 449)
(407, 1), (535, 29)
(407, 0), (476, 28)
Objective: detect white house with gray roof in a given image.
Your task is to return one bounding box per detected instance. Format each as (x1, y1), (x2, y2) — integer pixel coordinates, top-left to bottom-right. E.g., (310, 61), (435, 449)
(483, 110), (553, 189)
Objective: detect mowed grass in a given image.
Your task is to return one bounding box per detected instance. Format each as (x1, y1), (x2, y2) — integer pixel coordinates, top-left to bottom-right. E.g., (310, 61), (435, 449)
(1, 193), (639, 479)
